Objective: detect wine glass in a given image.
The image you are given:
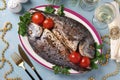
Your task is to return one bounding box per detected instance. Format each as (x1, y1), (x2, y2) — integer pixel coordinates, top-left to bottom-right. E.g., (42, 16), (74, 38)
(47, 0), (62, 5)
(92, 2), (116, 30)
(79, 0), (100, 11)
(114, 0), (120, 11)
(114, 0), (120, 6)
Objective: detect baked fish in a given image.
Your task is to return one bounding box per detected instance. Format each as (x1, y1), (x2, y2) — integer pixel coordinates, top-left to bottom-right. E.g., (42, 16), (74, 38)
(27, 8), (95, 71)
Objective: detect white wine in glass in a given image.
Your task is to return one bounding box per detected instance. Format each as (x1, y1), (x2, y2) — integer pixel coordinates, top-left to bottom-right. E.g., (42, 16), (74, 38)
(93, 2), (116, 30)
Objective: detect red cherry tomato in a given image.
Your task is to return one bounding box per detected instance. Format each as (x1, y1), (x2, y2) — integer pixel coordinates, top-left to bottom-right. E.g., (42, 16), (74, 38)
(69, 52), (82, 64)
(43, 18), (54, 29)
(80, 56), (90, 68)
(32, 12), (45, 25)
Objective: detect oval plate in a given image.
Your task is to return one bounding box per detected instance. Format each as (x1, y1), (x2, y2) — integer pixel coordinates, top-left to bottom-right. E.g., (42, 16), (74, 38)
(19, 5), (102, 74)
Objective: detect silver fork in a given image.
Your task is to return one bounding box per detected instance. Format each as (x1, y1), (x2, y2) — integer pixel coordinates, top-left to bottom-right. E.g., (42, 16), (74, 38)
(11, 52), (35, 80)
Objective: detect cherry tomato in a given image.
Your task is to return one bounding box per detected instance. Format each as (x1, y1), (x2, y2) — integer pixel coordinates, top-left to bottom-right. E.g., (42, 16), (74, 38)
(43, 18), (54, 29)
(80, 56), (90, 68)
(69, 52), (82, 64)
(32, 12), (45, 25)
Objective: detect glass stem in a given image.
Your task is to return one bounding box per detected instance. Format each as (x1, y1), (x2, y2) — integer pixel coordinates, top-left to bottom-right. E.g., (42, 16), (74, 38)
(52, 0), (55, 5)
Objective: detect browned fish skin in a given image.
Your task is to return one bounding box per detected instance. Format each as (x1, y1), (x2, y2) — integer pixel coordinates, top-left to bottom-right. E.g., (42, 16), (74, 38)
(28, 9), (95, 71)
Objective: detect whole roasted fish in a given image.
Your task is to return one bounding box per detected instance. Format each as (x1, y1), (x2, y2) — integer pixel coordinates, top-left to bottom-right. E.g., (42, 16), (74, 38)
(27, 8), (95, 72)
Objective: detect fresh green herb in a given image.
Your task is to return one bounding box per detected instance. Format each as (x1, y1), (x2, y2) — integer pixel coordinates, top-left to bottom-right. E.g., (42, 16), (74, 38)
(18, 12), (31, 36)
(44, 5), (65, 16)
(96, 43), (103, 49)
(90, 43), (105, 69)
(90, 61), (98, 69)
(52, 65), (70, 75)
(45, 6), (55, 14)
(57, 5), (65, 16)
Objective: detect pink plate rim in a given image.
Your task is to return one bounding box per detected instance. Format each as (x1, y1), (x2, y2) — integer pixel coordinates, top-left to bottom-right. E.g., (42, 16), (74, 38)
(19, 5), (102, 74)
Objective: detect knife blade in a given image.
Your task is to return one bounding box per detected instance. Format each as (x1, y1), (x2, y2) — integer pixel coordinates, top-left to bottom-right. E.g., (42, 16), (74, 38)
(18, 45), (43, 80)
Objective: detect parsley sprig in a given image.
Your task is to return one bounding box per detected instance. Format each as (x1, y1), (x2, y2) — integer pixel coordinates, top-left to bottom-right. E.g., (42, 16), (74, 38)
(44, 5), (65, 16)
(57, 5), (65, 16)
(90, 43), (105, 69)
(45, 6), (55, 14)
(18, 12), (31, 36)
(52, 65), (70, 75)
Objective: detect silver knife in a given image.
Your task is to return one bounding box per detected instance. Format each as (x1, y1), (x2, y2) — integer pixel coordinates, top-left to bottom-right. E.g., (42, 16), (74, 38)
(18, 45), (43, 80)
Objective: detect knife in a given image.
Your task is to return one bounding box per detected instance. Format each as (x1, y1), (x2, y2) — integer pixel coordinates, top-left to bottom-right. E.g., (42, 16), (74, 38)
(18, 45), (43, 80)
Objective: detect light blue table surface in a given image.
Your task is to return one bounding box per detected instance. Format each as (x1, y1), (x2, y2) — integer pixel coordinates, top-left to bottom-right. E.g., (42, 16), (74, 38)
(0, 0), (120, 80)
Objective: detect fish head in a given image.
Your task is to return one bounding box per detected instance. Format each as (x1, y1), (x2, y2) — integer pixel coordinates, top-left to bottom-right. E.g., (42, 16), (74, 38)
(27, 23), (43, 38)
(79, 37), (95, 58)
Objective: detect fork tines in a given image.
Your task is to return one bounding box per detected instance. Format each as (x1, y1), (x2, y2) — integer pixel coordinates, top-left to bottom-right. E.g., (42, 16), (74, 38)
(11, 52), (23, 66)
(11, 52), (35, 80)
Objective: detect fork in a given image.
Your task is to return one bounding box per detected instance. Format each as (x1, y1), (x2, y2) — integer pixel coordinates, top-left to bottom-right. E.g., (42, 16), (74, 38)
(11, 52), (35, 80)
